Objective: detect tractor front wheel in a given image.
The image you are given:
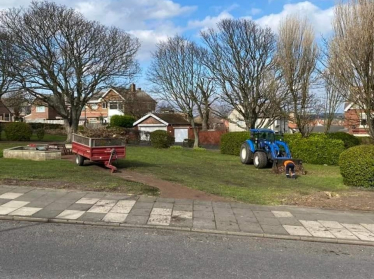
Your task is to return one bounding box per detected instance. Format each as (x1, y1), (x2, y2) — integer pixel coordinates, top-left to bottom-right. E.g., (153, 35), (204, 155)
(240, 143), (253, 164)
(75, 155), (85, 166)
(253, 152), (267, 169)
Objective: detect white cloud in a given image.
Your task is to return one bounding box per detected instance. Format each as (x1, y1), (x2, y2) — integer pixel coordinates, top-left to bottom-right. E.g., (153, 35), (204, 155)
(187, 11), (234, 32)
(256, 1), (334, 36)
(250, 8), (262, 16)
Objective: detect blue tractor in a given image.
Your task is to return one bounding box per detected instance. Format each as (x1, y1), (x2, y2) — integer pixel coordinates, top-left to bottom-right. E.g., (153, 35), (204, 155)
(240, 128), (304, 173)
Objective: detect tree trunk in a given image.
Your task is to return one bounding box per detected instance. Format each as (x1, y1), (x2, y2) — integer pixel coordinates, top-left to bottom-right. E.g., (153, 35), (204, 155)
(201, 111), (209, 131)
(189, 118), (199, 148)
(64, 111), (80, 143)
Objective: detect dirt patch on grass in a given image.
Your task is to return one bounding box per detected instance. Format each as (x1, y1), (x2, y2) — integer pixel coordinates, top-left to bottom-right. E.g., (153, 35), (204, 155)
(284, 190), (374, 211)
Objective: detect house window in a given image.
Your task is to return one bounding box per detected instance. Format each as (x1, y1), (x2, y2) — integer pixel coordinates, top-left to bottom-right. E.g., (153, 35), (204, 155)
(360, 113), (367, 127)
(36, 106), (45, 113)
(109, 102), (118, 110)
(118, 103), (123, 110)
(102, 102), (107, 109)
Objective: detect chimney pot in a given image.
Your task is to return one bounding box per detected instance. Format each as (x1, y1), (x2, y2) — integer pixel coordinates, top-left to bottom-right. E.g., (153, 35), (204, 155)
(130, 83), (136, 92)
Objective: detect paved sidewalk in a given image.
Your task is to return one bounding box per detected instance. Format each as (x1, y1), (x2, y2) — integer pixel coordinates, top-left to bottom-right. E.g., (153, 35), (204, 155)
(1, 185), (374, 245)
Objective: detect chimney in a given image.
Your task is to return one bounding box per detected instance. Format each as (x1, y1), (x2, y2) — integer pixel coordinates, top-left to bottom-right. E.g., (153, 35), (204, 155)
(130, 83), (136, 92)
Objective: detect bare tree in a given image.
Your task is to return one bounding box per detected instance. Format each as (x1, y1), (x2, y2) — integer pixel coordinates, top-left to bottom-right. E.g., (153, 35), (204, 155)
(0, 1), (140, 141)
(201, 19), (283, 131)
(0, 31), (15, 97)
(2, 90), (32, 120)
(275, 15), (319, 137)
(320, 70), (345, 133)
(148, 36), (214, 147)
(329, 0), (374, 138)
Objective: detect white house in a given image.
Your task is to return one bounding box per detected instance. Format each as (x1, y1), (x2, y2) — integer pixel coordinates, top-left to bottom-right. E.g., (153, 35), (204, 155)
(227, 109), (289, 133)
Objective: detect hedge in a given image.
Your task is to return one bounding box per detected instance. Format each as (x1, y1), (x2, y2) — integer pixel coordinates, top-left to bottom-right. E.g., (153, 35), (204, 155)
(4, 122), (33, 141)
(29, 123), (63, 130)
(220, 131), (250, 155)
(0, 124), (2, 140)
(110, 115), (136, 128)
(339, 145), (374, 187)
(283, 133), (345, 165)
(150, 130), (175, 148)
(326, 132), (360, 149)
(358, 137), (374, 145)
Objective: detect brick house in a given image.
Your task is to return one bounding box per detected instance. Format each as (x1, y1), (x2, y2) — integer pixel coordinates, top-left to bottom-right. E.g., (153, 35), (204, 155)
(24, 98), (60, 122)
(25, 84), (156, 124)
(344, 102), (370, 136)
(133, 112), (196, 142)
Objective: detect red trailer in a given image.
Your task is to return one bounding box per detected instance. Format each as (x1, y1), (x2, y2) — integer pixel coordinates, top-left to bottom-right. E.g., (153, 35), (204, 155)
(72, 133), (126, 173)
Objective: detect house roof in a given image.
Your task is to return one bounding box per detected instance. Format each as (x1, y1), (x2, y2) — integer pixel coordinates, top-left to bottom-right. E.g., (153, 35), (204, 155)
(311, 125), (346, 133)
(88, 86), (156, 104)
(344, 102), (353, 112)
(133, 112), (190, 126)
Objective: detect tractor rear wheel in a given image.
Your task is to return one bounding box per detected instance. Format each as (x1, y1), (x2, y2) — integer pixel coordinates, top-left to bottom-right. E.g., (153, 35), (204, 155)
(240, 143), (253, 164)
(253, 152), (267, 169)
(75, 155), (85, 166)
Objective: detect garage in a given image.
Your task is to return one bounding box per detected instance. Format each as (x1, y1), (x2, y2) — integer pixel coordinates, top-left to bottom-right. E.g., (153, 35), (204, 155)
(174, 128), (189, 143)
(133, 112), (193, 143)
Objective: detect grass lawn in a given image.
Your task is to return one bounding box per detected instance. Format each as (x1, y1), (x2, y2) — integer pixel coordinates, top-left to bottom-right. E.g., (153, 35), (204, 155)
(117, 146), (350, 205)
(0, 140), (158, 196)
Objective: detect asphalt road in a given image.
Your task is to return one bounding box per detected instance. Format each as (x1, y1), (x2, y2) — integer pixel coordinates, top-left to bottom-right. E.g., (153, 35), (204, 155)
(0, 221), (374, 279)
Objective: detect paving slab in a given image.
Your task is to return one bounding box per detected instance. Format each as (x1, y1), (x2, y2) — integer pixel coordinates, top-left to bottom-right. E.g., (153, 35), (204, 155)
(193, 210), (214, 219)
(194, 205), (213, 211)
(32, 209), (63, 219)
(130, 208), (152, 216)
(216, 221), (240, 232)
(125, 215), (149, 225)
(137, 196), (156, 203)
(193, 218), (216, 230)
(173, 204), (193, 211)
(261, 224), (289, 235)
(170, 217), (193, 227)
(78, 212), (106, 222)
(153, 202), (173, 209)
(132, 202), (154, 209)
(238, 223), (263, 233)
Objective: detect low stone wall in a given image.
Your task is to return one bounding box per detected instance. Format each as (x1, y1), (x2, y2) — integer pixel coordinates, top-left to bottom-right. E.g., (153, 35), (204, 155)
(3, 146), (61, 161)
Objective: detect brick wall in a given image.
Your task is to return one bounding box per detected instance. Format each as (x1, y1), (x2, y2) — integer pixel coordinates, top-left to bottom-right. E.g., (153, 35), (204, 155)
(198, 130), (226, 145)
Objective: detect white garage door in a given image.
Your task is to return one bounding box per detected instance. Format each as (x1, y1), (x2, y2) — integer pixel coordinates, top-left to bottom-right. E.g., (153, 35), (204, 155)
(174, 128), (188, 143)
(138, 126), (167, 141)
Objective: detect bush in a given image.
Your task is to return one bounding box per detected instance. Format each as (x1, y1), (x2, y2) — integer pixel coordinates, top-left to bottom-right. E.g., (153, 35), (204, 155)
(4, 122), (33, 141)
(339, 145), (374, 187)
(183, 139), (195, 148)
(326, 132), (360, 149)
(36, 128), (45, 140)
(110, 115), (136, 128)
(29, 123), (63, 130)
(0, 124), (2, 140)
(193, 147), (206, 151)
(284, 133), (345, 165)
(150, 130), (175, 148)
(220, 132), (250, 155)
(358, 137), (374, 145)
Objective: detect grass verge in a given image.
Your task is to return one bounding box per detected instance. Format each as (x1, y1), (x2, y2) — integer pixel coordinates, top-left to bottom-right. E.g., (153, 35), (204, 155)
(0, 141), (158, 196)
(117, 146), (350, 205)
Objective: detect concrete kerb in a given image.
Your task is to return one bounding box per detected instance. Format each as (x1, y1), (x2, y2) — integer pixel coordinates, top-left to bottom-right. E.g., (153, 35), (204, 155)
(2, 215), (374, 247)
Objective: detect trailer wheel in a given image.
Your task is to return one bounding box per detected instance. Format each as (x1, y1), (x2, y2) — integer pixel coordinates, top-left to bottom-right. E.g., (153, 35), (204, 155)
(75, 155), (85, 166)
(240, 143), (253, 164)
(253, 152), (267, 169)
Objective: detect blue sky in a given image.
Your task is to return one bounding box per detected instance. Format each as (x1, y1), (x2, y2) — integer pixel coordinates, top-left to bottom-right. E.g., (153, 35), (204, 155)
(1, 0), (337, 88)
